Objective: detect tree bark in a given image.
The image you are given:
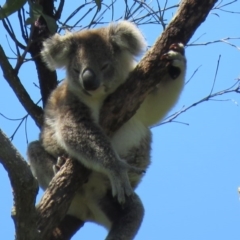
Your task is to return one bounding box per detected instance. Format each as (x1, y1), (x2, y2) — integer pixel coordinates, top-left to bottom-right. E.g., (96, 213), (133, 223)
(28, 0), (58, 107)
(100, 0), (218, 136)
(0, 129), (40, 240)
(36, 159), (90, 239)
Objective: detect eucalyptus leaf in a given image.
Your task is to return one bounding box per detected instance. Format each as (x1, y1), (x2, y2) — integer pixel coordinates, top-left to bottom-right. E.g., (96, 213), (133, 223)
(0, 0), (27, 19)
(25, 17), (32, 25)
(26, 1), (57, 34)
(29, 1), (42, 22)
(42, 14), (58, 34)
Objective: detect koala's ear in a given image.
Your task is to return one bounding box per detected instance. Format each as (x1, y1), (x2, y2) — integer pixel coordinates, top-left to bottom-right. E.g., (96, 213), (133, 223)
(108, 21), (147, 56)
(41, 32), (74, 70)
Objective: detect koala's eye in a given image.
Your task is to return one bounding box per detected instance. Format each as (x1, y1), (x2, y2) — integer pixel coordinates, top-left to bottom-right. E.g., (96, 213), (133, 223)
(101, 63), (110, 71)
(73, 68), (80, 74)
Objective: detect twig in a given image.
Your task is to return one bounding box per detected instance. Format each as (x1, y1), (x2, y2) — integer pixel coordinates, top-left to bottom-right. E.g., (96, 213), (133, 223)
(159, 80), (240, 126)
(0, 45), (43, 128)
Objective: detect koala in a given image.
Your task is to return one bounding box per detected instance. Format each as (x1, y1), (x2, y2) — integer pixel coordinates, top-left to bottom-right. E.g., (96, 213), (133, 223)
(27, 21), (186, 240)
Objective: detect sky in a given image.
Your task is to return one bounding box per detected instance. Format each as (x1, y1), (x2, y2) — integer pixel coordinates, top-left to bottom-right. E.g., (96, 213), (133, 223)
(0, 1), (240, 240)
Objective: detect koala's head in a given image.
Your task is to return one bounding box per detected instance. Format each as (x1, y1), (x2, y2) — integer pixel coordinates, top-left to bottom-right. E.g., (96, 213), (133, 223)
(41, 21), (146, 97)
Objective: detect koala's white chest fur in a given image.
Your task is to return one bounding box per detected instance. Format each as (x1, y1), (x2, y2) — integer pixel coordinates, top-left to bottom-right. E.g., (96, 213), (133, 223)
(111, 117), (149, 154)
(84, 94), (149, 155)
(68, 171), (112, 229)
(83, 95), (103, 123)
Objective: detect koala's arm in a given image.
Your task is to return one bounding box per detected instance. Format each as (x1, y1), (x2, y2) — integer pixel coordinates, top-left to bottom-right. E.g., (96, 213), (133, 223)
(48, 96), (143, 203)
(135, 43), (186, 127)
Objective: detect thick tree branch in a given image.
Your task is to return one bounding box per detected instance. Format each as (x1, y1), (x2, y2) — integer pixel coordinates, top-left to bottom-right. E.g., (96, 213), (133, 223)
(55, 0), (65, 20)
(36, 159), (90, 239)
(0, 45), (43, 128)
(0, 129), (39, 240)
(28, 0), (58, 107)
(100, 0), (218, 136)
(50, 216), (84, 240)
(34, 0), (218, 239)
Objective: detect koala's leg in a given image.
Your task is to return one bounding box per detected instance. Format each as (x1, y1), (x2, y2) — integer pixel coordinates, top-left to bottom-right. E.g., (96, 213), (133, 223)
(27, 140), (56, 190)
(99, 191), (144, 240)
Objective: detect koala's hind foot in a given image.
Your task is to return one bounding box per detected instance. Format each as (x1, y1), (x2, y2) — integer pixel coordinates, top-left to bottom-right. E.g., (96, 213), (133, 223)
(100, 191), (144, 240)
(161, 43), (186, 79)
(27, 141), (56, 190)
(53, 155), (68, 174)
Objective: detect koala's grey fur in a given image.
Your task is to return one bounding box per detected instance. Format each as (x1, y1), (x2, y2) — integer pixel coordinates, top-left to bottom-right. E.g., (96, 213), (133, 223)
(28, 21), (186, 240)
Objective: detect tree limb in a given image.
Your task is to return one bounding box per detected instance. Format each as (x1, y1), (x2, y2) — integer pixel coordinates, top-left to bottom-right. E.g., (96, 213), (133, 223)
(28, 0), (58, 107)
(0, 129), (40, 240)
(100, 0), (218, 135)
(36, 158), (90, 239)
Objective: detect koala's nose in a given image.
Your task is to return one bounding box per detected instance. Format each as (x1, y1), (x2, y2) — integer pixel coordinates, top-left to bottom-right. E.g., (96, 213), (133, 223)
(82, 68), (100, 91)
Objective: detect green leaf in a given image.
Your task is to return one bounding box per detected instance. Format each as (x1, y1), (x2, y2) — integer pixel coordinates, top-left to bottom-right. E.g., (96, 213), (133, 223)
(27, 1), (57, 34)
(94, 0), (101, 11)
(42, 14), (58, 34)
(28, 1), (42, 23)
(25, 17), (32, 25)
(0, 0), (27, 19)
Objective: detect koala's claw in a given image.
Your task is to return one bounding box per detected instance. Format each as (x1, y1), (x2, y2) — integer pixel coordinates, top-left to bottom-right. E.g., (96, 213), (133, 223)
(109, 161), (146, 204)
(161, 43), (186, 79)
(53, 155), (67, 175)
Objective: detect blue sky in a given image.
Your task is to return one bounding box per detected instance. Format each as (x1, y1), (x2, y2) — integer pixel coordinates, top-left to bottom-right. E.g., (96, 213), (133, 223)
(0, 1), (240, 239)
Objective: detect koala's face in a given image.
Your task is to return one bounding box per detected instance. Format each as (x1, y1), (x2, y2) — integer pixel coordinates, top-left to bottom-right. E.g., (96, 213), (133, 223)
(41, 21), (146, 97)
(66, 30), (122, 96)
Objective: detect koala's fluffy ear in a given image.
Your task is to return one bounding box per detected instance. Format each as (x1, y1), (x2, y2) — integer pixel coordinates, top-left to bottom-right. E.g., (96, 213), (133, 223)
(41, 32), (74, 70)
(109, 21), (147, 56)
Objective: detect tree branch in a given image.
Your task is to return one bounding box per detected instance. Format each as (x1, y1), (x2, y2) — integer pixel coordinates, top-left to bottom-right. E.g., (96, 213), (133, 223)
(160, 80), (240, 126)
(0, 45), (43, 128)
(100, 0), (218, 135)
(0, 129), (40, 240)
(36, 159), (90, 239)
(28, 0), (58, 107)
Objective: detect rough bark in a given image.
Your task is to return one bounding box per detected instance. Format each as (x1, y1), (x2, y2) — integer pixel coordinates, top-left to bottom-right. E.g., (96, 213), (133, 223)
(0, 129), (40, 240)
(28, 0), (58, 107)
(100, 0), (218, 136)
(51, 216), (84, 240)
(36, 159), (90, 239)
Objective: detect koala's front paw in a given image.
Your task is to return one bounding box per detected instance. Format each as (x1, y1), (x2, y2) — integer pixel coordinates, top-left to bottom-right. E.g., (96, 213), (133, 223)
(108, 160), (145, 204)
(53, 155), (67, 175)
(161, 43), (186, 79)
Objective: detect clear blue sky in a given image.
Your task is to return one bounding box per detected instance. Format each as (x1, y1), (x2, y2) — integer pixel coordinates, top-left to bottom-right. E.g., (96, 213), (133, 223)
(0, 1), (240, 240)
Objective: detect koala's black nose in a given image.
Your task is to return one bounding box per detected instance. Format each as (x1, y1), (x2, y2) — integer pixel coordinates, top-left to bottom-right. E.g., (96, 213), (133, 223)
(82, 68), (100, 91)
